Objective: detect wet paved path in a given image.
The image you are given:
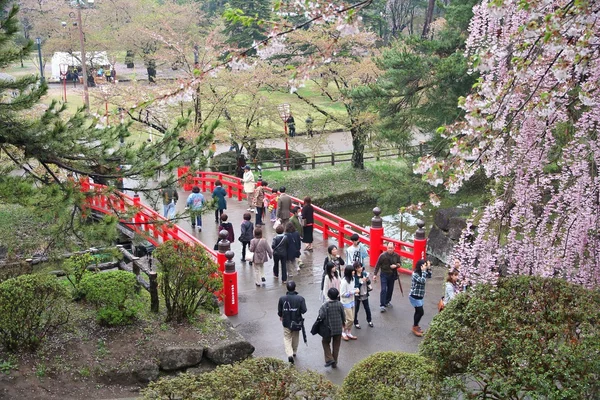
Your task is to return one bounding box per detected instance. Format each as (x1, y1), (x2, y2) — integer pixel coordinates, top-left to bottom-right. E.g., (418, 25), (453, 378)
(165, 187), (444, 386)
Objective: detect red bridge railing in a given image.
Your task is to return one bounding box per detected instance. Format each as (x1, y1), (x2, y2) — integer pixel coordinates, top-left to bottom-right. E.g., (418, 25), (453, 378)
(177, 168), (427, 275)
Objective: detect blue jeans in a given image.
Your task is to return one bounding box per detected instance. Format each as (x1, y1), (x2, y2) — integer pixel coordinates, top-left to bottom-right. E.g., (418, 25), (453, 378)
(190, 210), (202, 227)
(163, 202), (175, 219)
(380, 273), (395, 307)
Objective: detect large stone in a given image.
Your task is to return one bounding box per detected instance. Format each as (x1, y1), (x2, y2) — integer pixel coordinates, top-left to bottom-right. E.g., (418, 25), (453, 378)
(447, 217), (467, 241)
(98, 361), (159, 385)
(205, 339), (255, 365)
(427, 225), (455, 265)
(434, 208), (459, 232)
(158, 346), (204, 371)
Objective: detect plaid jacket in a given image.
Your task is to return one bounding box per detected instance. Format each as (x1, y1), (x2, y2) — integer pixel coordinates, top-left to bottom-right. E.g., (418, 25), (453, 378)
(318, 300), (345, 336)
(409, 270), (432, 299)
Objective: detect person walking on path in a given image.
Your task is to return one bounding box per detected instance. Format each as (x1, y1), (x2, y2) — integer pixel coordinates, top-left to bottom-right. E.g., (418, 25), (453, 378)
(285, 222), (302, 275)
(218, 214), (235, 243)
(277, 281), (307, 364)
(321, 262), (340, 303)
(290, 207), (303, 240)
(353, 261), (373, 328)
(242, 165), (255, 212)
(301, 197), (314, 251)
(319, 287), (345, 368)
(160, 185), (178, 220)
(276, 186), (292, 227)
(186, 186), (205, 230)
(253, 180), (268, 226)
(373, 242), (402, 312)
(249, 227), (272, 286)
(212, 180), (227, 223)
(239, 213), (254, 263)
(268, 190), (279, 222)
(272, 224), (288, 283)
(345, 233), (368, 265)
(409, 259), (432, 337)
(340, 265), (359, 341)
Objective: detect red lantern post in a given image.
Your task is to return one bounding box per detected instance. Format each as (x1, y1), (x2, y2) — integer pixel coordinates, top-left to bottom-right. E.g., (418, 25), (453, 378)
(277, 104), (291, 171)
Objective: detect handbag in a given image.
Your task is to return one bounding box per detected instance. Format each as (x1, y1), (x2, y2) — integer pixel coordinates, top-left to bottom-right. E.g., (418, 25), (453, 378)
(245, 250), (254, 262)
(310, 304), (331, 337)
(273, 218), (282, 230)
(438, 297), (445, 312)
(290, 319), (303, 332)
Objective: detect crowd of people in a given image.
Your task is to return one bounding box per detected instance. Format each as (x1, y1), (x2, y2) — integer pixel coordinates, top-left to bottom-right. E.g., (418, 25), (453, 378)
(160, 166), (463, 369)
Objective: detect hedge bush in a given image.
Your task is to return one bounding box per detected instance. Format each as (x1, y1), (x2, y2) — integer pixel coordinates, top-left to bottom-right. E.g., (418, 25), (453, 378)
(80, 270), (143, 326)
(212, 151), (241, 174)
(0, 274), (70, 351)
(154, 240), (222, 323)
(63, 253), (94, 299)
(212, 148), (307, 173)
(142, 357), (337, 400)
(338, 352), (442, 400)
(420, 276), (600, 400)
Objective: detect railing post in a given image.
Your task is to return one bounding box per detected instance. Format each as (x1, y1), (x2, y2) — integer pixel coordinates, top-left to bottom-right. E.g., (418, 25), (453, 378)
(217, 230), (230, 273)
(338, 220), (345, 249)
(312, 156), (315, 169)
(331, 153), (335, 166)
(412, 219), (427, 269)
(133, 193), (142, 228)
(200, 172), (207, 193)
(149, 271), (159, 313)
(369, 207), (384, 268)
(223, 250), (238, 316)
(291, 157), (296, 170)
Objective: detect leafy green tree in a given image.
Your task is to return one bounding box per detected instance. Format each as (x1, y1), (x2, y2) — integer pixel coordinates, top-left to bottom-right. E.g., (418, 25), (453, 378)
(420, 276), (600, 400)
(353, 0), (479, 151)
(223, 0), (271, 51)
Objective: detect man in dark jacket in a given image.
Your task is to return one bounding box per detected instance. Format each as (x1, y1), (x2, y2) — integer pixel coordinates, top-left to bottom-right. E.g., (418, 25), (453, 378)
(373, 242), (402, 312)
(277, 281), (307, 364)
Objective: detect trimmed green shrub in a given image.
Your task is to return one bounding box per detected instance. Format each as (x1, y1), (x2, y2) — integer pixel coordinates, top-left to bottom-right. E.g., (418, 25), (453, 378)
(154, 241), (222, 323)
(80, 270), (143, 326)
(0, 274), (70, 351)
(256, 148), (307, 170)
(421, 276), (600, 400)
(338, 352), (442, 400)
(212, 151), (244, 174)
(142, 357), (337, 400)
(63, 253), (94, 299)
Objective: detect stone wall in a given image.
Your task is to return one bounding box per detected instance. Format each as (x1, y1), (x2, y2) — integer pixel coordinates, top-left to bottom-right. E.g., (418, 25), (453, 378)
(427, 207), (473, 266)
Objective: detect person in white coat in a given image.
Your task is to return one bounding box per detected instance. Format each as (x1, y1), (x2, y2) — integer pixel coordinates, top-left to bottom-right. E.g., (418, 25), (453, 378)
(242, 165), (255, 212)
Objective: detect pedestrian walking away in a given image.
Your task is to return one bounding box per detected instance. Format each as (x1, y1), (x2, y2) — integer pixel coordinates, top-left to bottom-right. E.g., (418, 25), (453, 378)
(186, 186), (205, 230)
(160, 185), (178, 220)
(249, 227), (272, 286)
(319, 288), (345, 368)
(239, 213), (254, 263)
(212, 180), (227, 223)
(253, 180), (268, 226)
(353, 261), (373, 328)
(373, 242), (402, 312)
(345, 233), (368, 265)
(284, 222), (302, 276)
(340, 265), (359, 341)
(277, 281), (307, 364)
(272, 224), (288, 282)
(290, 207), (304, 268)
(409, 259), (432, 337)
(301, 197), (314, 251)
(218, 214), (235, 243)
(242, 165), (255, 212)
(276, 187), (292, 227)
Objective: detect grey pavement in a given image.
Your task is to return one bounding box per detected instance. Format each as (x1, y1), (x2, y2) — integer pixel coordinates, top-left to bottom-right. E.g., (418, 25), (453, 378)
(167, 187), (444, 386)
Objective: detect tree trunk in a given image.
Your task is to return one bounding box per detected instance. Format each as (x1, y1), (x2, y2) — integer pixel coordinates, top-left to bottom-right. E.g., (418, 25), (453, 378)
(350, 127), (365, 169)
(125, 50), (135, 68)
(422, 0), (435, 39)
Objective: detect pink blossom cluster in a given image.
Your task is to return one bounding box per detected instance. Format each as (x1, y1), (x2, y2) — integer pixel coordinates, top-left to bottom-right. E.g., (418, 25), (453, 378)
(421, 0), (600, 288)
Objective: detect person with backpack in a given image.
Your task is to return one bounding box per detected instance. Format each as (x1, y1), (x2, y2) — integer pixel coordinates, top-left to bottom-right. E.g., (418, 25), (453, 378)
(272, 224), (288, 283)
(186, 186), (205, 231)
(277, 281), (307, 364)
(239, 212), (254, 263)
(318, 287), (345, 368)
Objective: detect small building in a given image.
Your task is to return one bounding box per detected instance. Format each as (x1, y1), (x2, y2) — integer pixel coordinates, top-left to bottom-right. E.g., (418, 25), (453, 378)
(50, 51), (109, 80)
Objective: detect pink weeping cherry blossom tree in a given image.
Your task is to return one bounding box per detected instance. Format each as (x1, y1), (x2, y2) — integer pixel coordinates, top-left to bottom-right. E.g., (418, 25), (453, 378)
(415, 0), (600, 288)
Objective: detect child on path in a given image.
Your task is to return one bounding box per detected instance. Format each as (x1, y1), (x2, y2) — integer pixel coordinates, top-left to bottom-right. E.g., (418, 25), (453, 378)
(186, 186), (205, 230)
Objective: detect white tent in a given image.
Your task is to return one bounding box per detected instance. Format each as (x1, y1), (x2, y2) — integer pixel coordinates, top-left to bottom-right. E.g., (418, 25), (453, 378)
(50, 51), (110, 80)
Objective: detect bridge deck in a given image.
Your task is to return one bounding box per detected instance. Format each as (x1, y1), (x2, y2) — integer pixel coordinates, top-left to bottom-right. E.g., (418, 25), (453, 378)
(161, 187), (444, 385)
